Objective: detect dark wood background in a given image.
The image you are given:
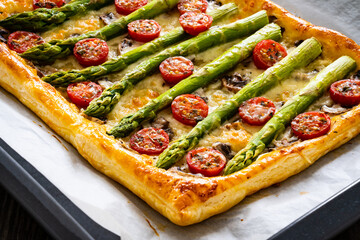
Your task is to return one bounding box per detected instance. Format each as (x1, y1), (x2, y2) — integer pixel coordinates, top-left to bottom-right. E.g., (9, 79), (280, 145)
(1, 184), (360, 240)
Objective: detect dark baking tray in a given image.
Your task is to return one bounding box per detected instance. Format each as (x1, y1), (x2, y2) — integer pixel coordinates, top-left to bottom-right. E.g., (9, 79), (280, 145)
(0, 138), (120, 240)
(1, 136), (360, 239)
(0, 0), (359, 239)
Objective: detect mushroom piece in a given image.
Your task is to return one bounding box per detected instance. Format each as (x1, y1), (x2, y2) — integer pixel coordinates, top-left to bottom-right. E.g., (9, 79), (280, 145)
(151, 117), (174, 140)
(99, 12), (116, 26)
(212, 142), (234, 160)
(118, 37), (134, 54)
(221, 72), (249, 93)
(0, 27), (9, 43)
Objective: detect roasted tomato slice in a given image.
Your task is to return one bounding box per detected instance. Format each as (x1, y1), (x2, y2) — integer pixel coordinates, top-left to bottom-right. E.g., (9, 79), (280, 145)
(177, 0), (208, 15)
(186, 147), (226, 177)
(115, 0), (148, 15)
(253, 39), (287, 70)
(238, 97), (276, 125)
(7, 31), (44, 54)
(171, 94), (208, 126)
(67, 81), (103, 108)
(33, 0), (65, 9)
(179, 11), (213, 36)
(159, 56), (194, 85)
(73, 38), (109, 67)
(130, 128), (169, 155)
(329, 79), (360, 107)
(291, 111), (331, 140)
(128, 19), (161, 42)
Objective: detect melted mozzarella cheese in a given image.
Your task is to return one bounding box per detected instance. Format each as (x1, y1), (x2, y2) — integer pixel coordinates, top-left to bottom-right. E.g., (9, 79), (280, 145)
(0, 0), (33, 19)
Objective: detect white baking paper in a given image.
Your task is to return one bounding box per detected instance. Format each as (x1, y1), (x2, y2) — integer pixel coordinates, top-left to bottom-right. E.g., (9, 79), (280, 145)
(0, 0), (359, 239)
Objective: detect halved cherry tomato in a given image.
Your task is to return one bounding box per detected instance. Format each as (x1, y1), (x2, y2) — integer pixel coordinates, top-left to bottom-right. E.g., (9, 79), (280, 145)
(7, 31), (44, 54)
(177, 0), (208, 15)
(127, 19), (161, 42)
(186, 147), (226, 177)
(291, 111), (331, 140)
(159, 56), (194, 85)
(329, 79), (360, 107)
(67, 81), (103, 108)
(73, 38), (109, 67)
(253, 39), (287, 70)
(238, 97), (276, 125)
(171, 94), (208, 126)
(130, 128), (169, 155)
(115, 0), (148, 15)
(179, 11), (213, 36)
(33, 0), (65, 9)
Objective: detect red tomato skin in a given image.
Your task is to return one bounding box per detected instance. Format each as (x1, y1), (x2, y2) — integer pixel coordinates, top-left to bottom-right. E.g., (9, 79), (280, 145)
(7, 31), (44, 54)
(115, 0), (148, 15)
(329, 79), (360, 107)
(238, 97), (276, 125)
(73, 38), (109, 67)
(177, 0), (208, 15)
(128, 20), (161, 42)
(179, 12), (213, 36)
(33, 0), (65, 9)
(159, 56), (194, 85)
(291, 111), (331, 140)
(186, 147), (226, 177)
(130, 128), (169, 155)
(252, 40), (287, 70)
(171, 94), (209, 126)
(67, 82), (103, 109)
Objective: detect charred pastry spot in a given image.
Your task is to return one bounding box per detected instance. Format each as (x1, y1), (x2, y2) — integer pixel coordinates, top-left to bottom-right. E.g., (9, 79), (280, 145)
(151, 117), (174, 140)
(212, 142), (234, 160)
(99, 12), (116, 26)
(118, 37), (133, 54)
(221, 72), (250, 93)
(0, 27), (9, 43)
(268, 15), (278, 23)
(294, 40), (304, 47)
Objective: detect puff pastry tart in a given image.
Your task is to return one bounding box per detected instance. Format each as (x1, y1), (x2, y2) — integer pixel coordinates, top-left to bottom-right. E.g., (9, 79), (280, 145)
(0, 0), (359, 225)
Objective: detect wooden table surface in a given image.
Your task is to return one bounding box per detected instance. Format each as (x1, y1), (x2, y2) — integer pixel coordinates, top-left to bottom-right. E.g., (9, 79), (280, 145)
(1, 184), (360, 240)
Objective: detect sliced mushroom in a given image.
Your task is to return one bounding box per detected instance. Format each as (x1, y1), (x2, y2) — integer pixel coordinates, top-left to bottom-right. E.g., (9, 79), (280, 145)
(221, 72), (249, 93)
(0, 27), (9, 43)
(212, 142), (234, 160)
(118, 37), (133, 54)
(99, 12), (116, 26)
(321, 104), (349, 115)
(151, 117), (174, 140)
(351, 70), (360, 80)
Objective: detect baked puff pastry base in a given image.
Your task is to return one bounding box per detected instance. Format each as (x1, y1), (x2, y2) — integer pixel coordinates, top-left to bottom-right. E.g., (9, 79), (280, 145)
(0, 0), (359, 226)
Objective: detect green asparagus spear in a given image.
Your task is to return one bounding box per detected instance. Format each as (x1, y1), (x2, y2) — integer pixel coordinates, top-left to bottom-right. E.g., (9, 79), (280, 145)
(20, 0), (179, 62)
(156, 38), (323, 169)
(224, 56), (356, 175)
(0, 0), (113, 32)
(85, 11), (270, 118)
(108, 23), (282, 138)
(42, 3), (239, 87)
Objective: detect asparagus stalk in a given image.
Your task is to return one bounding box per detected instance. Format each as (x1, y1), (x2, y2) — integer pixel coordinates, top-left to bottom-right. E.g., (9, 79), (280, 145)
(42, 3), (239, 87)
(85, 11), (270, 118)
(20, 0), (179, 62)
(107, 23), (282, 138)
(156, 38), (323, 169)
(224, 56), (356, 175)
(0, 0), (113, 32)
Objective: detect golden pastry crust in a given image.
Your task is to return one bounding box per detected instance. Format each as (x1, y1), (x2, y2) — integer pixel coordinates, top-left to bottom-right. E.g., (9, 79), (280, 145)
(0, 0), (359, 226)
